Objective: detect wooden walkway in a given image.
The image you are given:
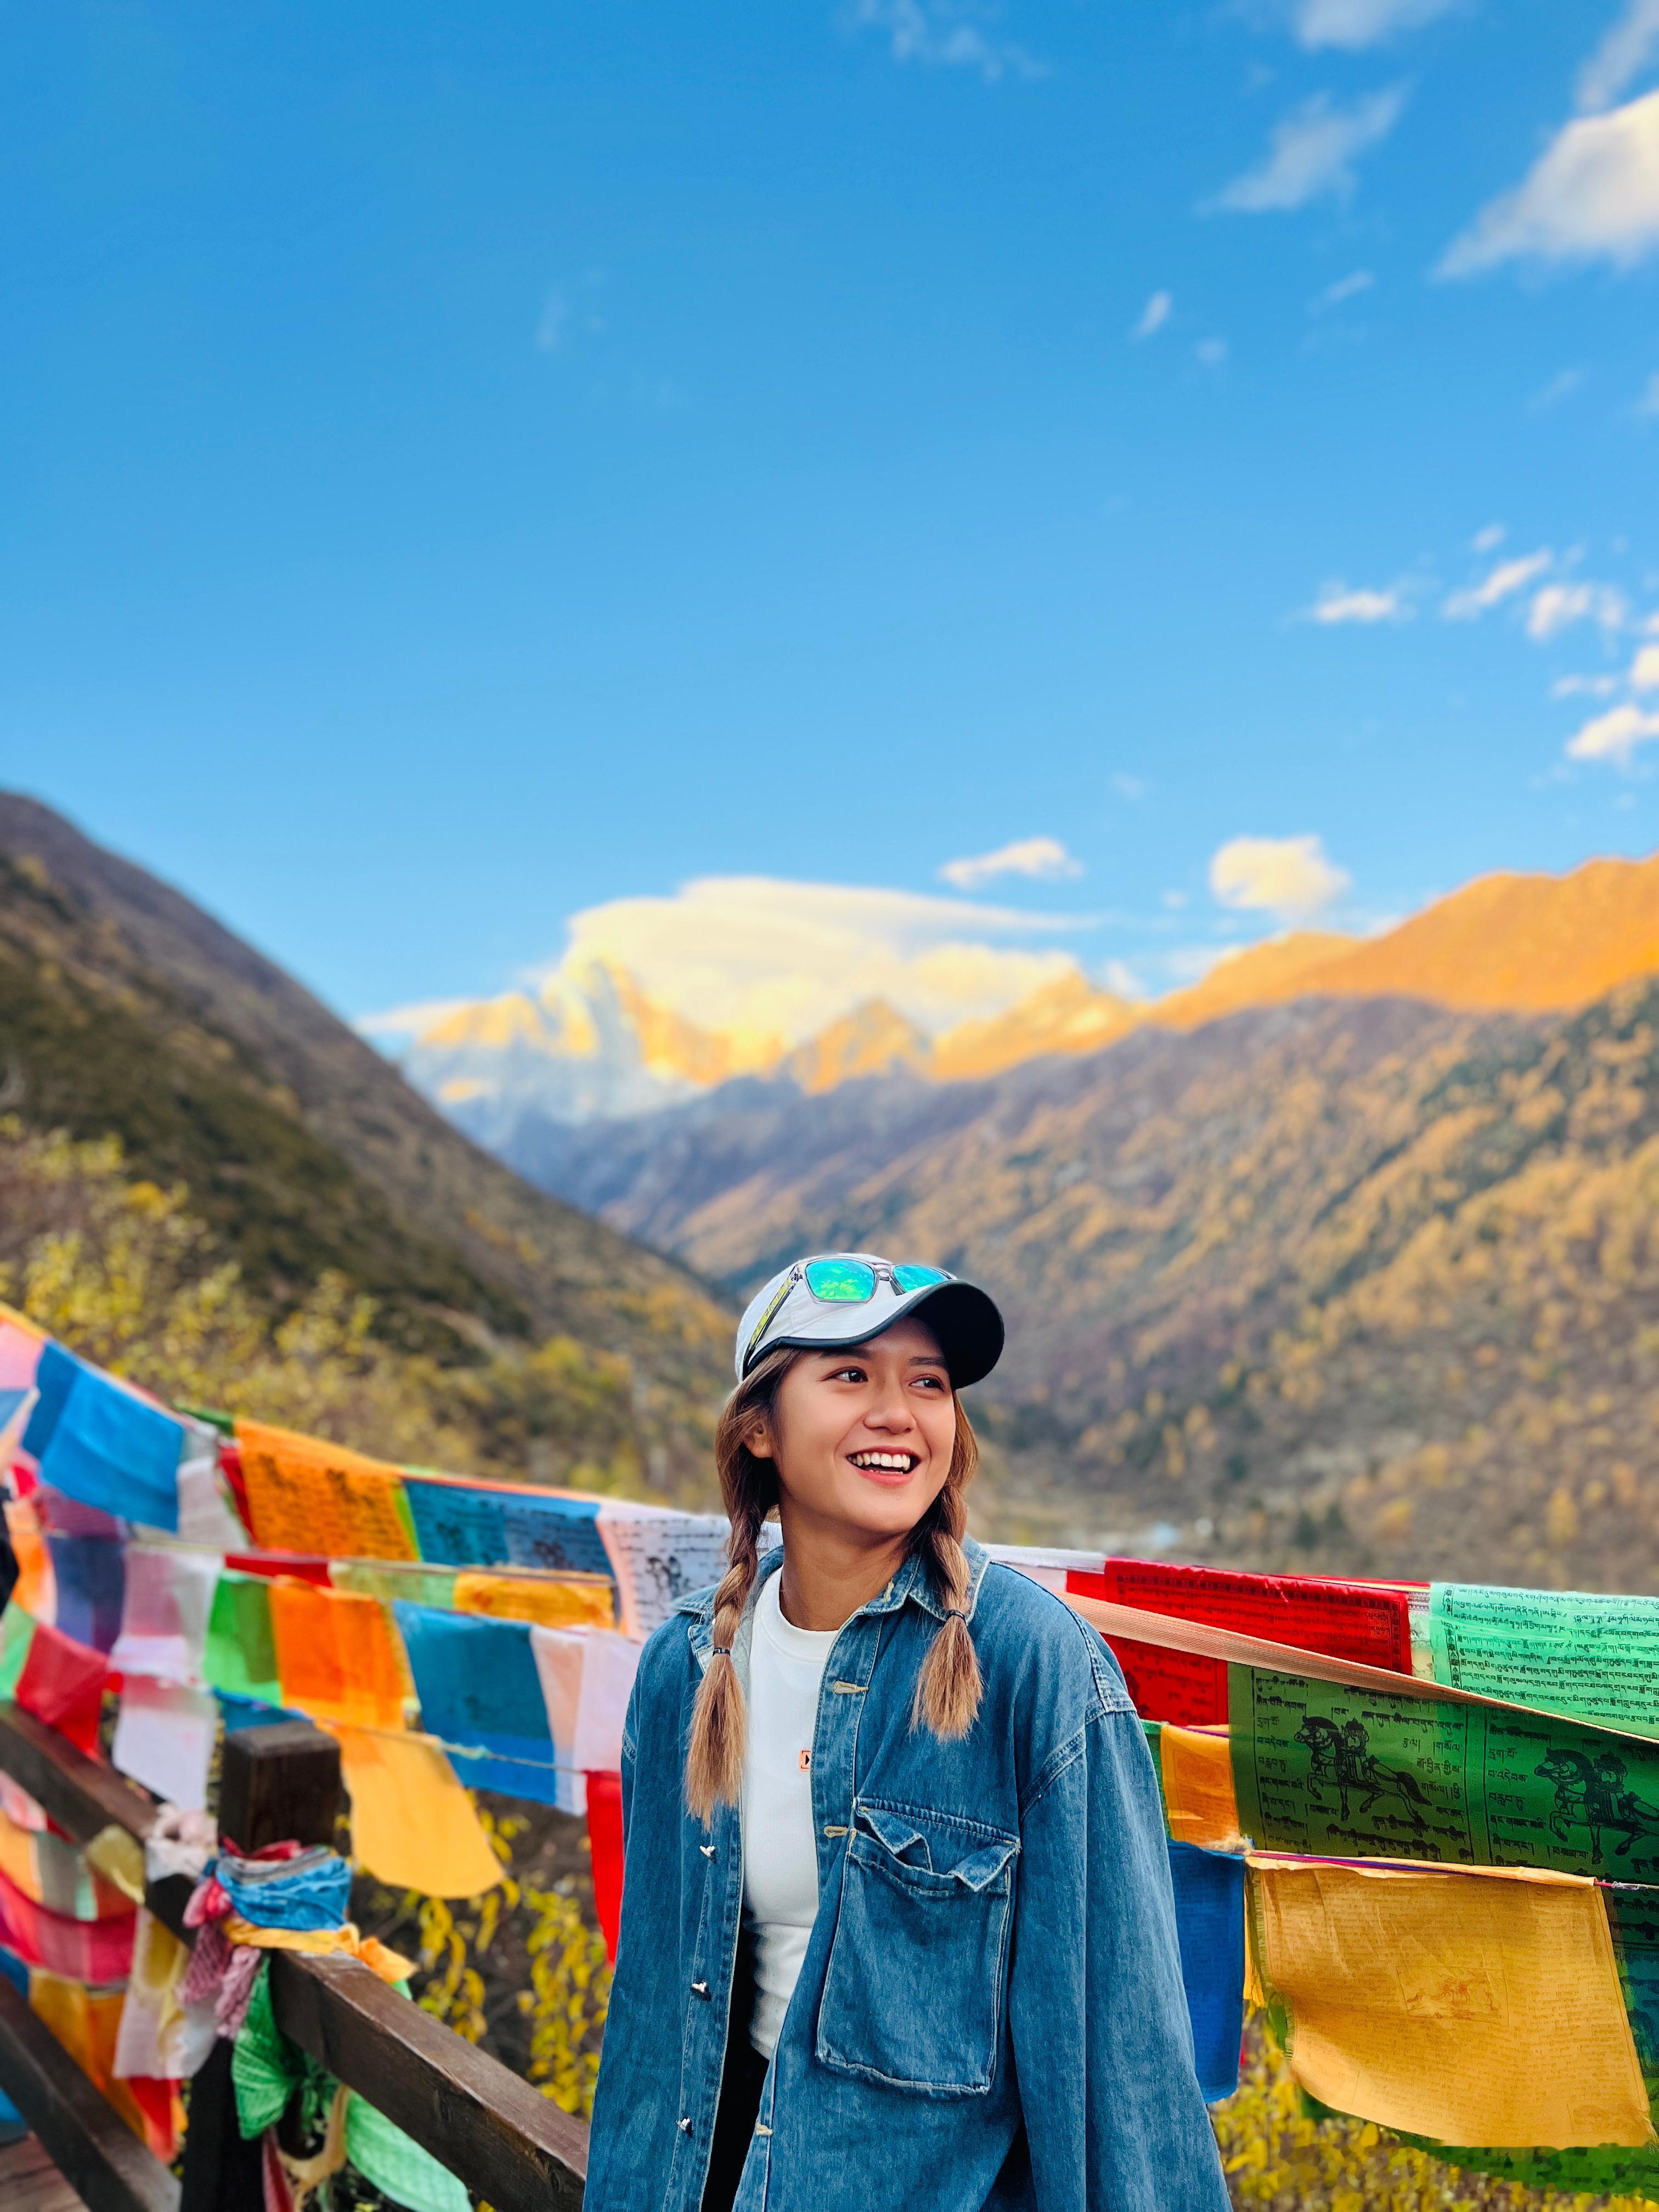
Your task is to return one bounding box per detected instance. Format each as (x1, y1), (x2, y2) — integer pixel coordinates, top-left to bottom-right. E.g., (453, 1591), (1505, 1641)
(0, 2134), (88, 2211)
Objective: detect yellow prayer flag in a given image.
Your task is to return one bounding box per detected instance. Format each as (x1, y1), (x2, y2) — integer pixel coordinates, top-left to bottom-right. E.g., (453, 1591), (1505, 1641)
(454, 1570), (614, 1632)
(1249, 1855), (1653, 2149)
(332, 1725), (504, 1900)
(268, 1581), (408, 1731)
(1158, 1724), (1244, 1852)
(235, 1419), (417, 1562)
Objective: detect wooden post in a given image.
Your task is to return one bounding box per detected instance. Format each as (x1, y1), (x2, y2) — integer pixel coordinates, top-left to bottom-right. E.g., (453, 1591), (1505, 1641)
(218, 1721), (340, 1854)
(178, 1722), (342, 2211)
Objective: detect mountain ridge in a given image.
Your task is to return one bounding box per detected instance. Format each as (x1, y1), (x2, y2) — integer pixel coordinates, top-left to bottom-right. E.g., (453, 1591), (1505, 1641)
(0, 793), (731, 1431)
(385, 849), (1659, 1147)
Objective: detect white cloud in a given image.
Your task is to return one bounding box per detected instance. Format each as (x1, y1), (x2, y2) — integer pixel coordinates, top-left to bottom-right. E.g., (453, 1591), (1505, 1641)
(1553, 673), (1620, 697)
(1132, 290), (1172, 340)
(1195, 336), (1229, 366)
(357, 998), (477, 1045)
(1442, 549), (1552, 619)
(1439, 89), (1659, 275)
(1632, 641), (1659, 689)
(543, 875), (1082, 1042)
(1209, 834), (1351, 920)
(1310, 580), (1411, 624)
(1472, 522), (1505, 552)
(848, 0), (1045, 82)
(1638, 372), (1659, 416)
(1314, 268), (1375, 307)
(1289, 0), (1454, 48)
(1213, 87), (1406, 212)
(1577, 0), (1659, 114)
(1566, 702), (1659, 764)
(939, 837), (1084, 891)
(1528, 366), (1586, 412)
(1526, 580), (1629, 640)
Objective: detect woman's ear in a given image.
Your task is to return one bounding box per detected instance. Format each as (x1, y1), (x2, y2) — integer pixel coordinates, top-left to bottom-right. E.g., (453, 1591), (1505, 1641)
(744, 1417), (776, 1462)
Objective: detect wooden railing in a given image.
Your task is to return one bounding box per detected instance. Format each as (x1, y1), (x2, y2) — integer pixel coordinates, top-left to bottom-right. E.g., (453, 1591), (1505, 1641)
(0, 1703), (590, 2212)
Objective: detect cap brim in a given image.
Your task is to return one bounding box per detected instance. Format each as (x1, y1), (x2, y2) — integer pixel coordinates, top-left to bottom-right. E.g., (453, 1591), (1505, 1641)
(763, 1279), (1004, 1389)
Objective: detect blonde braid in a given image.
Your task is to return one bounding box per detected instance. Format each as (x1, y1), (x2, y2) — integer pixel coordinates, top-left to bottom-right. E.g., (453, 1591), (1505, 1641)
(911, 1400), (984, 1739)
(684, 1351), (791, 1822)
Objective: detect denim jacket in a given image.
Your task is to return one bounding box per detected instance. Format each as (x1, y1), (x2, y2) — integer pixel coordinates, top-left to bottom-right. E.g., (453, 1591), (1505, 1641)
(586, 1538), (1229, 2212)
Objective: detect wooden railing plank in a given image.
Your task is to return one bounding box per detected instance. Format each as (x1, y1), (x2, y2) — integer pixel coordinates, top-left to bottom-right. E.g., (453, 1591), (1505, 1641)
(0, 1706), (157, 1847)
(270, 1951), (588, 2212)
(0, 1977), (179, 2212)
(0, 1699), (591, 2210)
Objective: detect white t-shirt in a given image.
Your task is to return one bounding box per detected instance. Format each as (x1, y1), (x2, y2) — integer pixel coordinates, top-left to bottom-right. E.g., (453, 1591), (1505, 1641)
(741, 1572), (839, 2059)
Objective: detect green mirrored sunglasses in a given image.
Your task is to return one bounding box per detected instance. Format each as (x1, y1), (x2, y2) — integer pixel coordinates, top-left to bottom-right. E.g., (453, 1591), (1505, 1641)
(743, 1256), (953, 1371)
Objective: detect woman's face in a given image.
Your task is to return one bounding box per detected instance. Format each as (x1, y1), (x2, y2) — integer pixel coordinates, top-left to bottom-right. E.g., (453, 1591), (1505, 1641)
(747, 1317), (958, 1543)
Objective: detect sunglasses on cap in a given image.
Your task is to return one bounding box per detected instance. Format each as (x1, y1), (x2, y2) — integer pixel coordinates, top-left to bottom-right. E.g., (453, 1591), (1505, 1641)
(741, 1257), (953, 1373)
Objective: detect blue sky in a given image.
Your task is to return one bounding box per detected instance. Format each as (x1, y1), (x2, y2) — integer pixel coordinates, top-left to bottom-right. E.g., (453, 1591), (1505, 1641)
(4, 0), (1659, 1034)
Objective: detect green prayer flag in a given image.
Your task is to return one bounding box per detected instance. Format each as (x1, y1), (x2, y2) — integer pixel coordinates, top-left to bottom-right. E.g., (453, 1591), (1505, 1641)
(345, 2095), (470, 2212)
(205, 1573), (281, 1703)
(1230, 1663), (1659, 1881)
(1429, 1581), (1659, 1739)
(232, 1963), (303, 2140)
(0, 1604), (36, 1700)
(331, 1560), (459, 1611)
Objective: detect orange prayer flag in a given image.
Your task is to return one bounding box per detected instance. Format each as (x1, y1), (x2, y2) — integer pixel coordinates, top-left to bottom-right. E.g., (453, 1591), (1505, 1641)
(453, 1571), (614, 1632)
(268, 1581), (407, 1730)
(332, 1724), (504, 1900)
(3, 1498), (54, 1620)
(1158, 1724), (1245, 1852)
(235, 1420), (417, 1562)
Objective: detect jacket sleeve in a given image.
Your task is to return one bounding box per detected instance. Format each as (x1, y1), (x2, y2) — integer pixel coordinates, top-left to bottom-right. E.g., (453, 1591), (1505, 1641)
(1006, 1697), (1231, 2212)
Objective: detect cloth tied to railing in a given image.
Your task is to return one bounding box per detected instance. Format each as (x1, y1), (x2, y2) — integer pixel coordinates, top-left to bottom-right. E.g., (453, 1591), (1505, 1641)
(180, 1839), (413, 2046)
(233, 1957), (467, 2212)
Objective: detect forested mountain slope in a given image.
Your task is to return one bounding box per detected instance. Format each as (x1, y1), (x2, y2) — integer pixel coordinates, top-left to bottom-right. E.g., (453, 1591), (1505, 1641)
(0, 793), (731, 1491)
(527, 984), (1659, 1591)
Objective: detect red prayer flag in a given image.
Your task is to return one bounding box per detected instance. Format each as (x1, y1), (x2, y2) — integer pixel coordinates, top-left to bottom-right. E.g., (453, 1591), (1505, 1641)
(15, 1618), (108, 1756)
(0, 1861), (134, 1980)
(224, 1551), (333, 1587)
(1067, 1559), (1414, 1726)
(586, 1769), (624, 1962)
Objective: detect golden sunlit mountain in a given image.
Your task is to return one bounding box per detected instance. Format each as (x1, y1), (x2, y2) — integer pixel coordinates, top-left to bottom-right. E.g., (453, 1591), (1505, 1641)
(1267, 855), (1659, 1013)
(783, 1000), (930, 1093)
(932, 970), (1139, 1079)
(383, 849), (1659, 1154)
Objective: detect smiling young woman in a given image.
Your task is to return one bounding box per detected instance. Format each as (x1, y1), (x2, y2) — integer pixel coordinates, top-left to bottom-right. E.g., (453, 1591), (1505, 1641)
(586, 1252), (1228, 2212)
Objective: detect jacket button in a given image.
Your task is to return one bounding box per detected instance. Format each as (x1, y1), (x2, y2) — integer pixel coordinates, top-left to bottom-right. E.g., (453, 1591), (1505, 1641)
(691, 1979), (710, 1999)
(700, 1843), (716, 1859)
(679, 2117), (693, 2134)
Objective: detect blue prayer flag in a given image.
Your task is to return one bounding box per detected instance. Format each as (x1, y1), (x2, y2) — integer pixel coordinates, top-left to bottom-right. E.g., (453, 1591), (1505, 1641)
(20, 1341), (80, 1460)
(403, 1480), (507, 1567)
(0, 1948), (25, 2140)
(216, 1691), (302, 1733)
(1166, 1841), (1245, 2104)
(502, 1492), (613, 1579)
(44, 1533), (126, 1655)
(403, 1477), (614, 1582)
(393, 1601), (563, 1805)
(38, 1368), (182, 1532)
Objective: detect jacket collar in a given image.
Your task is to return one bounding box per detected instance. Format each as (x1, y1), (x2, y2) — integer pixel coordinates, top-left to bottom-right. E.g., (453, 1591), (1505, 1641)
(678, 1532), (990, 1662)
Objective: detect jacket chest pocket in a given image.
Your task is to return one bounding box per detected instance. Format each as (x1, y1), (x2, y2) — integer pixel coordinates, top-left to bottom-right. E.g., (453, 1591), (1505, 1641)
(816, 1801), (1019, 2098)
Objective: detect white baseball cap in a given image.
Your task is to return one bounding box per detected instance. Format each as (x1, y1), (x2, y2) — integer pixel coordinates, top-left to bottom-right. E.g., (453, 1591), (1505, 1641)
(735, 1252), (1005, 1387)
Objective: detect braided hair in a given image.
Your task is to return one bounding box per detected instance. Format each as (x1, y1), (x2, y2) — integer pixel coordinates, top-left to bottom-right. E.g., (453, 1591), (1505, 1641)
(683, 1345), (983, 1822)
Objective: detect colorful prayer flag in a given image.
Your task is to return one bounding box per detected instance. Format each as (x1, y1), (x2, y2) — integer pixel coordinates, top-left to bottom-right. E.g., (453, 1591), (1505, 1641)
(331, 1725), (504, 1899)
(392, 1603), (561, 1804)
(1249, 1854), (1652, 2149)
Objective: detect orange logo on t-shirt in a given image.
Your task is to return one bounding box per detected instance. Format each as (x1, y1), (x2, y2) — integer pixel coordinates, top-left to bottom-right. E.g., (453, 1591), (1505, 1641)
(798, 1748), (812, 1771)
